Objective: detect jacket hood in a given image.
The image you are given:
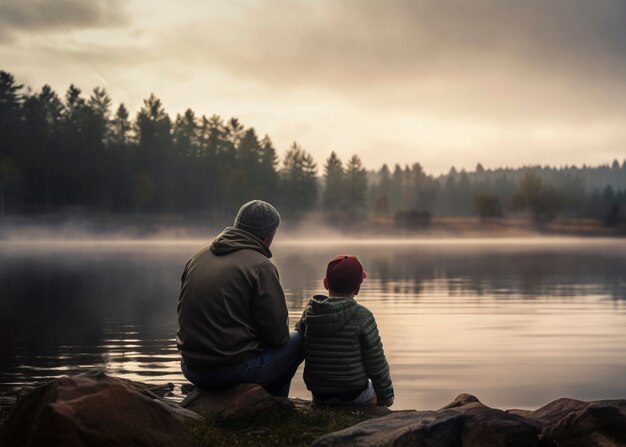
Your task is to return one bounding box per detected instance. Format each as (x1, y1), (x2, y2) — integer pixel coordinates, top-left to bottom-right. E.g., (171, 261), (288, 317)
(305, 295), (357, 336)
(210, 227), (272, 258)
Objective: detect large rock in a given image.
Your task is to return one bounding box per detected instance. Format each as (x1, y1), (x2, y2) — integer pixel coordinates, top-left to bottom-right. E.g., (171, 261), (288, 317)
(312, 410), (464, 447)
(530, 398), (626, 447)
(180, 383), (294, 419)
(0, 370), (196, 447)
(441, 394), (543, 447)
(313, 394), (543, 447)
(440, 393), (479, 408)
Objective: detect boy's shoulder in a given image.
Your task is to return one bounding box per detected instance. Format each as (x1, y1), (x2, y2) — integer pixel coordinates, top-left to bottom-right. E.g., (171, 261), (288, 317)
(303, 296), (373, 319)
(352, 301), (376, 320)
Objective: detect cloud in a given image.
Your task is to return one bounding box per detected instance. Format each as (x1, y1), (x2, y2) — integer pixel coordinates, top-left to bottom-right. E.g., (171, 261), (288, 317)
(159, 0), (626, 123)
(0, 0), (128, 42)
(1, 0), (625, 171)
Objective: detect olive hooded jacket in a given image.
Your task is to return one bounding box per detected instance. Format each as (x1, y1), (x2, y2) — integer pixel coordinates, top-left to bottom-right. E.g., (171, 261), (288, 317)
(177, 227), (289, 367)
(295, 295), (394, 404)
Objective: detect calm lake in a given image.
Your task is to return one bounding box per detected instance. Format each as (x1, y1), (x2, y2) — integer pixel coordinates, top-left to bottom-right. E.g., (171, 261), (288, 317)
(1, 237), (625, 410)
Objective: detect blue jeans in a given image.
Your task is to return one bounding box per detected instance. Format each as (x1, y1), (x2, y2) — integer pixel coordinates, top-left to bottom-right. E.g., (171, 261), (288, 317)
(181, 331), (304, 398)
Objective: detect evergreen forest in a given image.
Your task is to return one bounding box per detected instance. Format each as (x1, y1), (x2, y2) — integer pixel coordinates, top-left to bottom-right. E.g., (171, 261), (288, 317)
(1, 71), (625, 227)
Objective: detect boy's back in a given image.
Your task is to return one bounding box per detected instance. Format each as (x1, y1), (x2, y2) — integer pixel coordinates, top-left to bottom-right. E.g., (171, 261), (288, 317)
(296, 293), (394, 405)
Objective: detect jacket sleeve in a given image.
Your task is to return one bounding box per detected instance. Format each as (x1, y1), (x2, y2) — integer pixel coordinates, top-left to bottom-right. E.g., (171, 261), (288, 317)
(251, 260), (290, 346)
(359, 311), (394, 404)
(294, 305), (309, 333)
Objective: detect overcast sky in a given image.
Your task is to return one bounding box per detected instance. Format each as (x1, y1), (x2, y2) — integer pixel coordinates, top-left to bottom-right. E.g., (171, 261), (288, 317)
(2, 0), (625, 173)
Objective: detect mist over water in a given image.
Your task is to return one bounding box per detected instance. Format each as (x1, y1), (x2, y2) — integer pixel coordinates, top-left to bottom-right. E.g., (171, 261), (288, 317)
(1, 235), (625, 410)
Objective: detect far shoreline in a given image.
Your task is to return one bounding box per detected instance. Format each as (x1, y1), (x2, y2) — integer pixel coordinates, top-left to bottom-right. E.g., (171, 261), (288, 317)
(0, 213), (624, 241)
(0, 213), (626, 246)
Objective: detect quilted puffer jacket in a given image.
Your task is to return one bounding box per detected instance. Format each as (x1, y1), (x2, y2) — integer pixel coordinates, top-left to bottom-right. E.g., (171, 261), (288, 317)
(295, 295), (394, 403)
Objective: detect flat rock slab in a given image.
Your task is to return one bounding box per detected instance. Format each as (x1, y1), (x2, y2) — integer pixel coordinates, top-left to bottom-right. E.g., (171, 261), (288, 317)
(181, 383), (294, 419)
(454, 403), (542, 447)
(313, 410), (464, 447)
(0, 370), (196, 447)
(441, 394), (542, 447)
(314, 394), (546, 447)
(530, 398), (626, 447)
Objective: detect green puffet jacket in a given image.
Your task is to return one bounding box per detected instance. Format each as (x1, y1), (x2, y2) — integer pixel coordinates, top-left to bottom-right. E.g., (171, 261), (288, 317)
(296, 295), (394, 404)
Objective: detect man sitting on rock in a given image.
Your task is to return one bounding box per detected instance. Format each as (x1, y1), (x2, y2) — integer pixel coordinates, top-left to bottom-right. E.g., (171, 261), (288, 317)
(177, 200), (303, 398)
(296, 255), (394, 407)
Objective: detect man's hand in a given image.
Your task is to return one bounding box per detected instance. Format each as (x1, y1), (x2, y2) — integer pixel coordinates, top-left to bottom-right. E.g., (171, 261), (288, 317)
(384, 396), (394, 407)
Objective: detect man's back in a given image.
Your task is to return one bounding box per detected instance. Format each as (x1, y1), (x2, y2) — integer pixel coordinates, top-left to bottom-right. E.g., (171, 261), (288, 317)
(177, 200), (302, 398)
(177, 227), (289, 367)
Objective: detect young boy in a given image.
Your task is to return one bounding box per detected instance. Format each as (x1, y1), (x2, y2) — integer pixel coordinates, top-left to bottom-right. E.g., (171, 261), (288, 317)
(295, 255), (394, 406)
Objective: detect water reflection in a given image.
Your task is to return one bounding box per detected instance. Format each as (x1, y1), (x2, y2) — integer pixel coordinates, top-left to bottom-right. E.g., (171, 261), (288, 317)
(275, 243), (626, 302)
(0, 238), (625, 409)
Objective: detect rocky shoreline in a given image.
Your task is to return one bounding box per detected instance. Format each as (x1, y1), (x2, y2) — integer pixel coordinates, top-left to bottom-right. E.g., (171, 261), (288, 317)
(0, 371), (624, 447)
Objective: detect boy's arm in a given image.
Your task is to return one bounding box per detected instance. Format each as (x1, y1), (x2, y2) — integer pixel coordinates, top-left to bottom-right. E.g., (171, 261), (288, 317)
(359, 311), (394, 406)
(294, 305), (309, 333)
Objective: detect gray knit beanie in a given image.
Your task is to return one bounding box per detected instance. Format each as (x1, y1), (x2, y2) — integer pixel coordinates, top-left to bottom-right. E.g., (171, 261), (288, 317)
(234, 200), (281, 239)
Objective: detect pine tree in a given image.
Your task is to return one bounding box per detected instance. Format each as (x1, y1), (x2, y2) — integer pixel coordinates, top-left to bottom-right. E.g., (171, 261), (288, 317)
(135, 94), (172, 210)
(410, 162), (437, 212)
(136, 94), (171, 151)
(0, 71), (23, 212)
(225, 117), (244, 154)
(259, 135), (279, 201)
(280, 142), (318, 213)
(86, 87), (112, 145)
(32, 85), (64, 210)
(232, 127), (262, 202)
(238, 128), (262, 174)
(63, 84), (85, 130)
(0, 71), (23, 150)
(345, 154), (367, 213)
(390, 164), (404, 211)
(111, 104), (131, 146)
(173, 109), (198, 157)
(372, 164), (391, 216)
(203, 115), (230, 211)
(323, 151), (344, 213)
(456, 170), (473, 215)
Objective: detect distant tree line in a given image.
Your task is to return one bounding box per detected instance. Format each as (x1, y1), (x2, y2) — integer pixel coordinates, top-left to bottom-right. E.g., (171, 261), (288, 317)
(1, 70), (625, 226)
(368, 160), (626, 225)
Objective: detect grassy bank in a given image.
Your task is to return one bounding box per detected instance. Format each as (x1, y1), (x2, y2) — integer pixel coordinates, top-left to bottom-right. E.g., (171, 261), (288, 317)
(188, 401), (376, 447)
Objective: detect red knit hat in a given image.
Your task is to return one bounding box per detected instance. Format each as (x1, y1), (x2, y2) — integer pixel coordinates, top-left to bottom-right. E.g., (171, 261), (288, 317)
(326, 255), (367, 294)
